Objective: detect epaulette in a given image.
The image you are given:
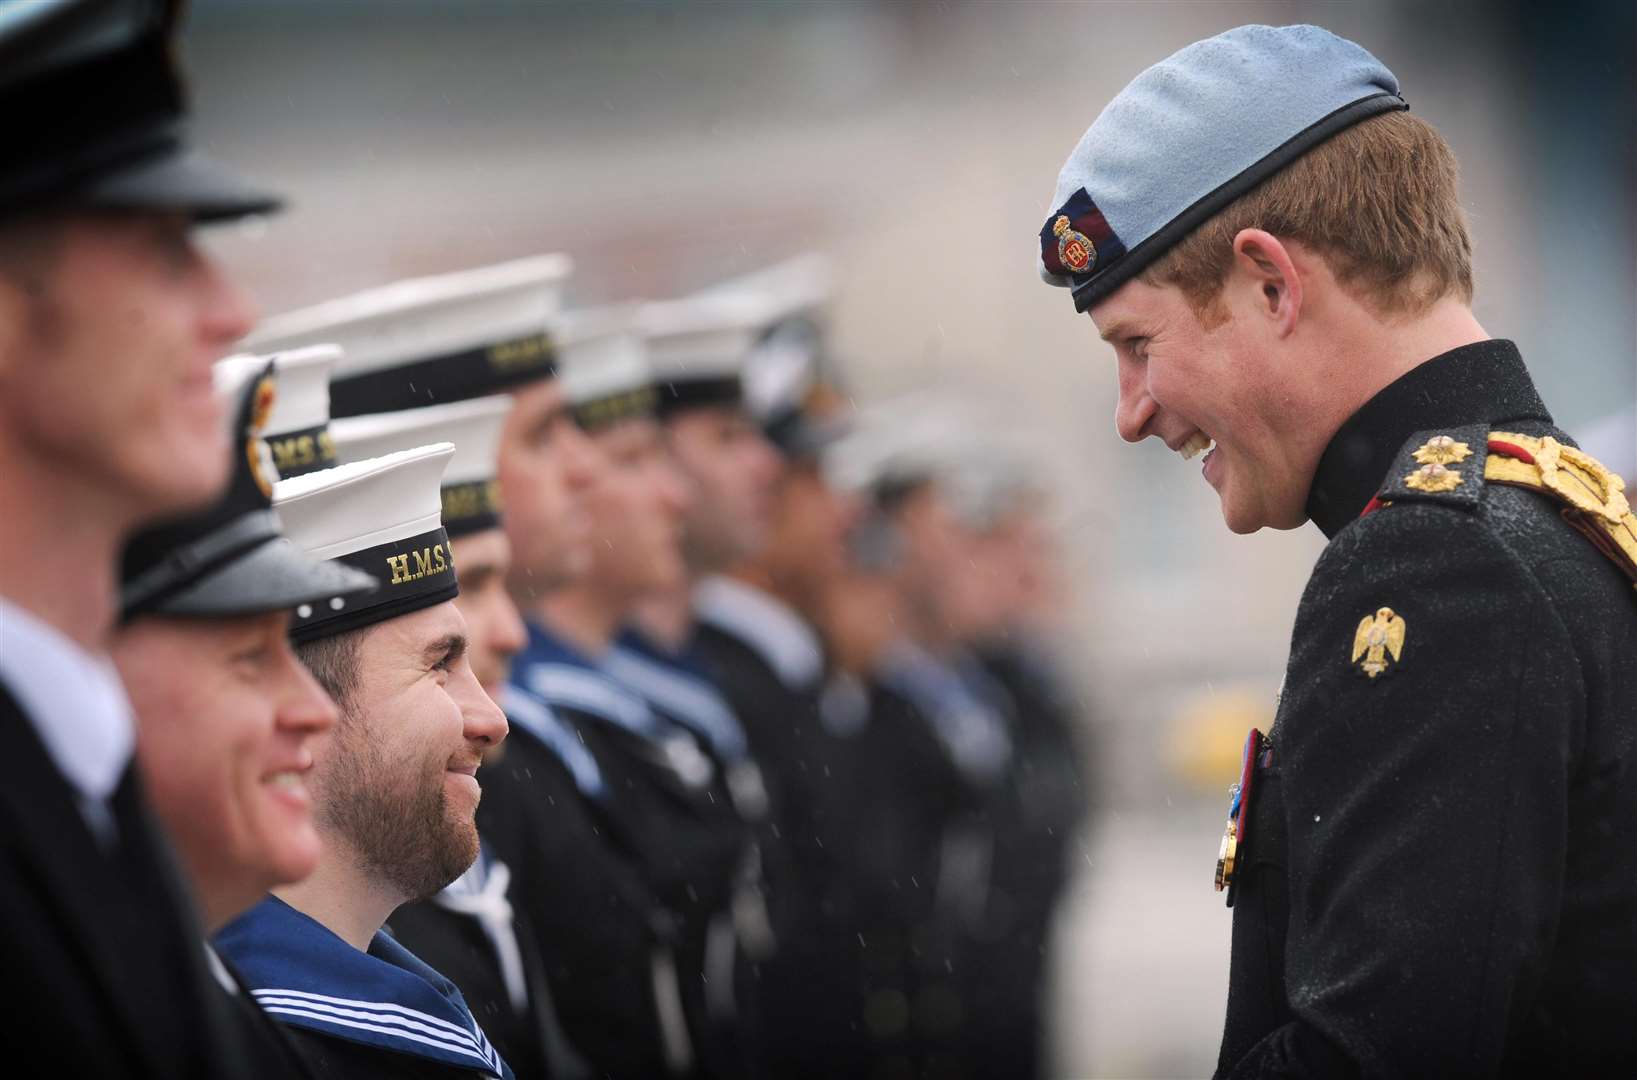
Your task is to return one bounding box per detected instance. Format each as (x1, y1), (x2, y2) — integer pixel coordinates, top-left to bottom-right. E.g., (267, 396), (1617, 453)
(1370, 423), (1492, 513)
(1362, 424), (1637, 590)
(1486, 430), (1637, 589)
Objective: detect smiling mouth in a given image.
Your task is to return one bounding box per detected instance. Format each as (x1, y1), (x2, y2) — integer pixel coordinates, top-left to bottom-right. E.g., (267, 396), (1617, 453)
(1178, 432), (1216, 461)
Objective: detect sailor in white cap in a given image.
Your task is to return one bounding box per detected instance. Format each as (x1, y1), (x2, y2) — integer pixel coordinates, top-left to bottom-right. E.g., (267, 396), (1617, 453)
(213, 444), (514, 1080)
(672, 260), (891, 1080)
(331, 396), (589, 1080)
(1037, 23), (1637, 1076)
(495, 310), (759, 1079)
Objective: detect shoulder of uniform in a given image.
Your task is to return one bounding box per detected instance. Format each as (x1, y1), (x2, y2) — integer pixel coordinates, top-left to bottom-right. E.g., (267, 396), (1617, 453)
(1362, 425), (1637, 588)
(1371, 423), (1493, 513)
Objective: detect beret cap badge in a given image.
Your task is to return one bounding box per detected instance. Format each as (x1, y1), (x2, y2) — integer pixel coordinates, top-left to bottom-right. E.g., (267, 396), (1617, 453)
(1053, 215), (1096, 274)
(1039, 187), (1126, 284)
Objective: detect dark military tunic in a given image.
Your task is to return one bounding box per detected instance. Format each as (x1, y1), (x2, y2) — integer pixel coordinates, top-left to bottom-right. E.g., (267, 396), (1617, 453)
(691, 577), (882, 1077)
(973, 638), (1090, 1080)
(480, 663), (680, 1079)
(1217, 341), (1637, 1078)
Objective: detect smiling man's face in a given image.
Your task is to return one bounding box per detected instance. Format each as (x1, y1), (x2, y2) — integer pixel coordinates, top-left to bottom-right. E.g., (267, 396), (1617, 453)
(117, 609), (335, 929)
(1090, 277), (1319, 534)
(309, 601), (508, 901)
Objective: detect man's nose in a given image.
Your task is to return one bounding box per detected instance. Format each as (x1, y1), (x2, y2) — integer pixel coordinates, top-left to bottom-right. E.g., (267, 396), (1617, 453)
(1113, 354), (1156, 444)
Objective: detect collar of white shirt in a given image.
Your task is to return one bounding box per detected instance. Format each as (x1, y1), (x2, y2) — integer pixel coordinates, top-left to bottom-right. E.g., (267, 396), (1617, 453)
(0, 596), (136, 808)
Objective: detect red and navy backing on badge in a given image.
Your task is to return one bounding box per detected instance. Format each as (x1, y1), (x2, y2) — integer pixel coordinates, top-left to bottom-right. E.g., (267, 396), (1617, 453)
(1039, 187), (1128, 284)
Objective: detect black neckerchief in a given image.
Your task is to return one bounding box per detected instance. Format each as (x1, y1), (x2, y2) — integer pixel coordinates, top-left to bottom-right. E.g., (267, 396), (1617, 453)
(1305, 339), (1553, 539)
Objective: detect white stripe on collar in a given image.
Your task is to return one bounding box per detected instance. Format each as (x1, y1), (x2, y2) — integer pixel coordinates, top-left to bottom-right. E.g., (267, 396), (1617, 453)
(692, 576), (823, 691)
(253, 988), (501, 1073)
(601, 645), (747, 759)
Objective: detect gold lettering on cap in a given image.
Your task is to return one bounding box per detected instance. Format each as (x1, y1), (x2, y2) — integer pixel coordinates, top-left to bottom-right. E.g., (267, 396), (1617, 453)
(385, 543), (452, 587)
(488, 333), (554, 372)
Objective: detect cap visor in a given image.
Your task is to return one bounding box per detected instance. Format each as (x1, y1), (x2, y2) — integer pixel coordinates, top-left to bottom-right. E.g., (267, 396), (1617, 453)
(80, 146), (283, 223)
(152, 536), (378, 619)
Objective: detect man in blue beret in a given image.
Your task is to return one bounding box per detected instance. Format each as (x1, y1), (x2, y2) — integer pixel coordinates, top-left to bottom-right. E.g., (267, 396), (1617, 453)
(1037, 23), (1636, 1077)
(0, 2), (279, 1075)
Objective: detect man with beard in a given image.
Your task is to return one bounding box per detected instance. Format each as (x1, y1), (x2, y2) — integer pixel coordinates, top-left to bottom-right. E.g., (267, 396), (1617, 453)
(1035, 23), (1636, 1075)
(115, 356), (379, 1079)
(215, 442), (514, 1079)
(0, 2), (277, 1075)
(334, 395), (591, 1080)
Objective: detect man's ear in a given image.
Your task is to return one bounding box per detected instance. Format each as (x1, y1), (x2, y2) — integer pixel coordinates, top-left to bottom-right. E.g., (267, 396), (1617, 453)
(1229, 229), (1302, 338)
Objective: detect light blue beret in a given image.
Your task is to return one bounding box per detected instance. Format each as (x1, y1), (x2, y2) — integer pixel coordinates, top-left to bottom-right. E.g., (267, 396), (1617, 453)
(1038, 24), (1405, 313)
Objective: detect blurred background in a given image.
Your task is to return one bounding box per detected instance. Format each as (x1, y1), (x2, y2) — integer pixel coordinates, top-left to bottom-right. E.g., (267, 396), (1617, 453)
(186, 1), (1635, 1075)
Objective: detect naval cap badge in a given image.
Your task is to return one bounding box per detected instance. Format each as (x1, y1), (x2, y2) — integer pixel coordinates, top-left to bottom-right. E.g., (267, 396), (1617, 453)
(1351, 606), (1406, 679)
(246, 373), (278, 499)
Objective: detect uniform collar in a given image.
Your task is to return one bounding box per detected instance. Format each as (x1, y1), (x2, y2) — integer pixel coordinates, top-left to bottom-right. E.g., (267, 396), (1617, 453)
(1305, 340), (1552, 539)
(693, 575), (824, 691)
(215, 895), (511, 1078)
(0, 597), (135, 820)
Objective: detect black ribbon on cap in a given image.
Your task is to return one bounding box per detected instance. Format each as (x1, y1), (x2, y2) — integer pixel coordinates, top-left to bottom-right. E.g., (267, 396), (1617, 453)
(290, 526), (458, 643)
(328, 330), (557, 419)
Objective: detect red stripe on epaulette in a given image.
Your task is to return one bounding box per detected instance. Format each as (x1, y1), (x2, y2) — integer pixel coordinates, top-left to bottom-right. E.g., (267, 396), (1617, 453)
(1359, 494), (1388, 518)
(1487, 439), (1536, 465)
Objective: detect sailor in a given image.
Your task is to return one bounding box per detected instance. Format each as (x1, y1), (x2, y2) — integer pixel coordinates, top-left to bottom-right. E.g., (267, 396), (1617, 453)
(680, 262), (888, 1078)
(114, 356), (378, 1079)
(825, 414), (1024, 1080)
(504, 309), (758, 1079)
(332, 394), (589, 1080)
(1035, 23), (1637, 1075)
(0, 1), (278, 1074)
(215, 443), (515, 1079)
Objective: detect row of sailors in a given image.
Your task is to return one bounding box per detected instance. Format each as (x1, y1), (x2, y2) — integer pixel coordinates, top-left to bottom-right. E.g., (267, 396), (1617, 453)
(115, 250), (1090, 1080)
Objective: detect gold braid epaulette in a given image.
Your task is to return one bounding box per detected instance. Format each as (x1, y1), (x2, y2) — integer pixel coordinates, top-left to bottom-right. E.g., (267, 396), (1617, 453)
(1486, 432), (1637, 590)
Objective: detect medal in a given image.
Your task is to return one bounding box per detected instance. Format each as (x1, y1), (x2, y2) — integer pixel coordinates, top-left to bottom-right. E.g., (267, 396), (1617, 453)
(1215, 727), (1265, 905)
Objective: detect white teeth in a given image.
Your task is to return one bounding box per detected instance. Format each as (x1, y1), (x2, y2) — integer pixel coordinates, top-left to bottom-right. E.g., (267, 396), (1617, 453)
(268, 772), (304, 791)
(1179, 432), (1214, 460)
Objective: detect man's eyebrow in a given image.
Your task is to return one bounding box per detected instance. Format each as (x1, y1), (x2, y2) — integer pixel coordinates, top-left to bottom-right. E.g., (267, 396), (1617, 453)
(457, 563), (498, 589)
(1098, 318), (1140, 343)
(423, 633), (468, 666)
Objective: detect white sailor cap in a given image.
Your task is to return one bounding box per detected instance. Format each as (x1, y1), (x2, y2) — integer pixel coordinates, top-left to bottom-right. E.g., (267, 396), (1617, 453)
(245, 254), (573, 417)
(273, 443), (458, 643)
(216, 344), (345, 480)
(330, 396), (510, 539)
(556, 307), (657, 431)
(637, 295), (767, 416)
(1039, 24), (1404, 312)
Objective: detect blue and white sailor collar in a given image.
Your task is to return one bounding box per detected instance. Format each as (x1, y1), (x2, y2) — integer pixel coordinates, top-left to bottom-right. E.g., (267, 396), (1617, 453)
(607, 627), (769, 818)
(605, 628), (749, 764)
(512, 618), (714, 790)
(215, 895), (512, 1078)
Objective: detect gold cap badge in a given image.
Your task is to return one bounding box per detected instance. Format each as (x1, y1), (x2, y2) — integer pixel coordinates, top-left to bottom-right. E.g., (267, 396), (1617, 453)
(1053, 215), (1096, 274)
(1351, 606), (1406, 678)
(246, 374), (278, 499)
